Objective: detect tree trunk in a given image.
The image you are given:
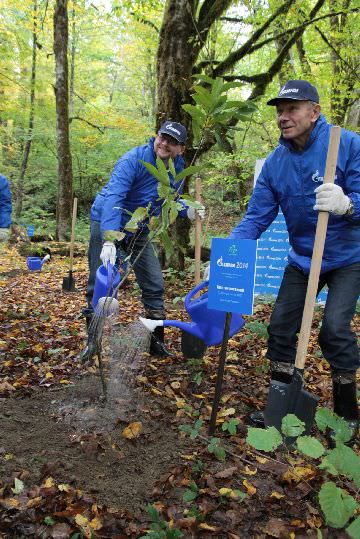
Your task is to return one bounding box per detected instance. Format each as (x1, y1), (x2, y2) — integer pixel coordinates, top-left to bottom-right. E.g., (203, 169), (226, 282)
(54, 0), (73, 241)
(16, 0), (38, 219)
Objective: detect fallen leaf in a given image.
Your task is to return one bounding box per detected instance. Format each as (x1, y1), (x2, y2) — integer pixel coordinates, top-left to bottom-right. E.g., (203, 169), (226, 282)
(199, 523), (220, 531)
(43, 477), (55, 488)
(242, 479), (256, 496)
(90, 516), (103, 530)
(122, 421), (142, 439)
(282, 465), (316, 484)
(75, 513), (89, 526)
(270, 491), (285, 499)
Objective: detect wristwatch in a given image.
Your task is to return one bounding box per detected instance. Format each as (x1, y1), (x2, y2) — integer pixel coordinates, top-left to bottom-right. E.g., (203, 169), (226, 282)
(345, 198), (354, 216)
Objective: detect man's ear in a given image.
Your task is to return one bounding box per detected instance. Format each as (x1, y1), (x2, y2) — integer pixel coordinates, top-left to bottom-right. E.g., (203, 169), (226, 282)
(312, 104), (321, 122)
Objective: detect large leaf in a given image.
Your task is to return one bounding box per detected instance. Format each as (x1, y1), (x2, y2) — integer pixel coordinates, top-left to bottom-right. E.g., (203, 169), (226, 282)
(296, 436), (325, 458)
(347, 516), (360, 539)
(281, 414), (305, 438)
(246, 426), (282, 452)
(315, 408), (352, 443)
(318, 481), (358, 529)
(320, 444), (360, 488)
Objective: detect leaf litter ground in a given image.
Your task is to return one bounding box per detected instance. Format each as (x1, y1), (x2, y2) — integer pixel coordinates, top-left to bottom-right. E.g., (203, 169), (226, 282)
(0, 244), (359, 538)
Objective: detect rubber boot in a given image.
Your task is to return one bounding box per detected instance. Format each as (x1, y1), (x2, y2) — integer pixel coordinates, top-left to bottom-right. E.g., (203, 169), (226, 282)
(327, 371), (359, 448)
(249, 362), (294, 428)
(150, 325), (174, 358)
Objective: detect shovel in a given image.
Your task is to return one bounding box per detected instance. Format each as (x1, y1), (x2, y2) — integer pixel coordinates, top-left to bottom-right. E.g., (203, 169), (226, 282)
(264, 126), (341, 435)
(181, 178), (208, 359)
(62, 197), (78, 292)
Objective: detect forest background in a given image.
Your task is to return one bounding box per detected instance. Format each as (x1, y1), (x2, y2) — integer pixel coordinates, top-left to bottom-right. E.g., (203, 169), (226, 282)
(1, 0), (360, 256)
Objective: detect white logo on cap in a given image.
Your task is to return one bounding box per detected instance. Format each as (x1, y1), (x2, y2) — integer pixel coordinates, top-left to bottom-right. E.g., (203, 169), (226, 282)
(165, 123), (181, 136)
(279, 87), (299, 95)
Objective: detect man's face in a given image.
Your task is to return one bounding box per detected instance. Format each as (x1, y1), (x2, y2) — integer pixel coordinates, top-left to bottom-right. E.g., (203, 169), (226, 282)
(276, 100), (321, 149)
(154, 133), (185, 163)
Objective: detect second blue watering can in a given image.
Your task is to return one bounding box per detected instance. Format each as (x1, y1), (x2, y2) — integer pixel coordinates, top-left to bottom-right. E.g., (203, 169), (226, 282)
(140, 281), (245, 346)
(92, 263), (121, 309)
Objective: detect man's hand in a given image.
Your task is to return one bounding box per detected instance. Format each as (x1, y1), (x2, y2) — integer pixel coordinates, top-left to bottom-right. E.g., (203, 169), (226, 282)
(187, 204), (206, 221)
(314, 184), (350, 215)
(100, 241), (116, 267)
(0, 228), (10, 242)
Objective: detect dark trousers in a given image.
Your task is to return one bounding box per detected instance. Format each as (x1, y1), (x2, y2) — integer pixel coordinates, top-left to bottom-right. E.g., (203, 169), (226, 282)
(267, 263), (360, 372)
(116, 232), (164, 315)
(85, 223), (164, 315)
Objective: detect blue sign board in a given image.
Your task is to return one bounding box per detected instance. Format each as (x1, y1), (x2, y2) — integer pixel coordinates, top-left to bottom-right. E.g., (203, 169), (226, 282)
(208, 238), (257, 314)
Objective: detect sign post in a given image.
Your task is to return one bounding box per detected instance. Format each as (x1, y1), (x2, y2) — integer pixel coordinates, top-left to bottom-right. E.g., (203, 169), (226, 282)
(207, 238), (257, 434)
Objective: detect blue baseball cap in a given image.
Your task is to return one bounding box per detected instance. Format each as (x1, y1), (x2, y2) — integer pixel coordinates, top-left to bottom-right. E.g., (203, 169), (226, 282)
(159, 121), (187, 144)
(267, 80), (319, 106)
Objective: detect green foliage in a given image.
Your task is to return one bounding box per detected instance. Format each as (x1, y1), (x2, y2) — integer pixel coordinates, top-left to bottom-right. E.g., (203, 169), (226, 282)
(246, 410), (360, 531)
(315, 408), (353, 444)
(183, 481), (198, 503)
(221, 418), (240, 435)
(207, 437), (226, 461)
(347, 517), (360, 539)
(44, 516), (55, 526)
(139, 505), (183, 539)
(246, 426), (282, 452)
(245, 320), (268, 340)
(318, 482), (358, 529)
(183, 75), (257, 150)
(296, 436), (325, 459)
(179, 419), (203, 440)
(281, 414), (305, 438)
(186, 358), (204, 386)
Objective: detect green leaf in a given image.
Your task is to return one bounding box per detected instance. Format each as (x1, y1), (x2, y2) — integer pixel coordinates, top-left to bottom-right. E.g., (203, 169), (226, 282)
(208, 437), (226, 461)
(233, 489), (247, 502)
(320, 444), (360, 488)
(347, 516), (360, 538)
(318, 481), (358, 529)
(175, 165), (203, 181)
(281, 414), (305, 438)
(296, 436), (325, 458)
(183, 481), (198, 502)
(124, 206), (148, 232)
(222, 418), (240, 435)
(147, 504), (160, 523)
(181, 104), (206, 124)
(140, 160), (163, 182)
(44, 516), (56, 525)
(246, 426), (282, 452)
(168, 158), (176, 179)
(315, 407), (352, 443)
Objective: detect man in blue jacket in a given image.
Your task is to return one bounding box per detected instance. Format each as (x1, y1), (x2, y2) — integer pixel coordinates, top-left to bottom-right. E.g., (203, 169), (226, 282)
(0, 175), (12, 242)
(230, 80), (360, 444)
(90, 121), (204, 357)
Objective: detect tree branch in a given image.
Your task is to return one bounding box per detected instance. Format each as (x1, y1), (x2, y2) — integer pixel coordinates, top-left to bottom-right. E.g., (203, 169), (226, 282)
(69, 116), (105, 133)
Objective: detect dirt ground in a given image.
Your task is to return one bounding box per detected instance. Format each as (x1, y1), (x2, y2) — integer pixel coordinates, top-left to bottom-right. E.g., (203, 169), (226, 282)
(0, 327), (189, 516)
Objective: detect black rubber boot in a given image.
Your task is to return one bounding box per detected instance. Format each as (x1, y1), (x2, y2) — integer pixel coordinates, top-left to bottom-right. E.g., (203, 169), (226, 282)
(150, 326), (174, 358)
(248, 365), (293, 428)
(327, 371), (359, 448)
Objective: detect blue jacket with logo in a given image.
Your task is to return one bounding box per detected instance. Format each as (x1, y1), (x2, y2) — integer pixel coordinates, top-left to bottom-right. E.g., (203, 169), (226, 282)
(230, 115), (360, 273)
(0, 175), (12, 228)
(91, 138), (186, 234)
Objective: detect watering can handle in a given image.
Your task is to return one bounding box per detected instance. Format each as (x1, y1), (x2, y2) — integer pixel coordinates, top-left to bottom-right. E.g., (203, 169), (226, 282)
(184, 280), (208, 310)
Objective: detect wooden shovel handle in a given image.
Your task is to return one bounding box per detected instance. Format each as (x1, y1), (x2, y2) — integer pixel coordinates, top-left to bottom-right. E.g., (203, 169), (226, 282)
(69, 197), (78, 272)
(195, 178), (202, 285)
(295, 126), (341, 369)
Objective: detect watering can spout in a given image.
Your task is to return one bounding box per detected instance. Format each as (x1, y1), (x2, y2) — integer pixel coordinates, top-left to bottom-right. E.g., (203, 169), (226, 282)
(139, 317), (203, 340)
(139, 317), (164, 332)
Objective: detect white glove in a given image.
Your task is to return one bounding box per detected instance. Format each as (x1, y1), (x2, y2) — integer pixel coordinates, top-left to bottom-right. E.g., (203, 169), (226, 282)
(314, 184), (350, 215)
(100, 241), (116, 267)
(187, 204), (206, 221)
(203, 264), (210, 281)
(0, 228), (10, 242)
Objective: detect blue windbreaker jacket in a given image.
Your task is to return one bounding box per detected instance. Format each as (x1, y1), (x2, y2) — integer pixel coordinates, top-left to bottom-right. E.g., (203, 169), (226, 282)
(95, 138), (186, 234)
(230, 115), (360, 274)
(0, 175), (12, 228)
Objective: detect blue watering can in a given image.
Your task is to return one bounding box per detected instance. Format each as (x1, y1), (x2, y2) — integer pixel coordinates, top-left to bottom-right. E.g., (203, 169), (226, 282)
(26, 254), (50, 271)
(140, 281), (245, 347)
(92, 263), (121, 309)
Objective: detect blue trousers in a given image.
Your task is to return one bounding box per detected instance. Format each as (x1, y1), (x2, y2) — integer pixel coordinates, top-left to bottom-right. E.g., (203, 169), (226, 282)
(86, 220), (103, 306)
(267, 263), (360, 372)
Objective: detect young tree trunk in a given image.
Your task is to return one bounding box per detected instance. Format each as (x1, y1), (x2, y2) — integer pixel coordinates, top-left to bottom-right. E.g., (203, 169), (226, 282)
(54, 0), (73, 241)
(16, 0), (38, 219)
